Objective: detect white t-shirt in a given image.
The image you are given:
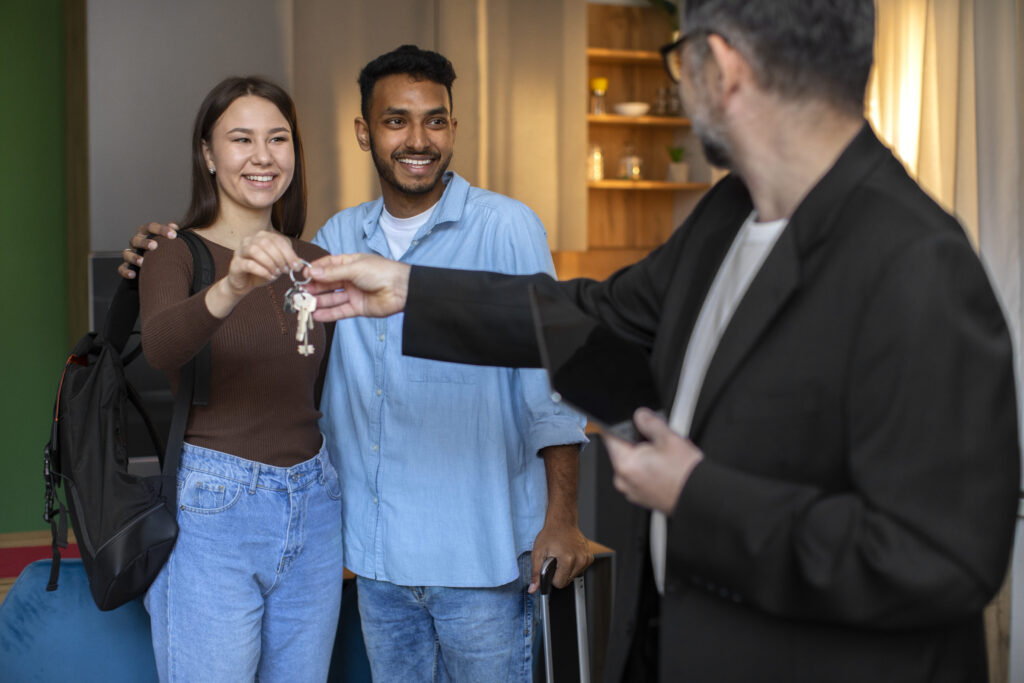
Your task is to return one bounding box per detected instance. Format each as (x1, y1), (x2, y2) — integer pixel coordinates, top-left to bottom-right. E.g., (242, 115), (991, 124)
(651, 211), (788, 594)
(379, 204), (436, 259)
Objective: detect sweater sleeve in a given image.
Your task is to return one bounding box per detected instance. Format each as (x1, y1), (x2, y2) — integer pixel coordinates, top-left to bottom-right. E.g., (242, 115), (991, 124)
(138, 234), (225, 374)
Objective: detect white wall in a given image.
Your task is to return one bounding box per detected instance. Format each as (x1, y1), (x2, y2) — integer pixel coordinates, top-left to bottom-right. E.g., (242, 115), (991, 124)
(87, 0), (293, 252)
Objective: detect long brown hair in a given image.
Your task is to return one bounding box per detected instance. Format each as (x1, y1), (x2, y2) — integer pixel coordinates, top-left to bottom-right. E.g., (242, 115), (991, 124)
(181, 76), (307, 237)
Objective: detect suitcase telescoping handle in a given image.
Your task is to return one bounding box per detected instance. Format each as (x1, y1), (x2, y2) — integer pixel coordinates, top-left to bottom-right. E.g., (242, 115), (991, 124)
(539, 556), (592, 683)
(573, 573), (591, 683)
(539, 556), (557, 683)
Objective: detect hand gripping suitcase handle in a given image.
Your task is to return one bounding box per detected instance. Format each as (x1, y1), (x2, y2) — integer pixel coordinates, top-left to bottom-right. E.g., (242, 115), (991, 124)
(540, 557), (556, 683)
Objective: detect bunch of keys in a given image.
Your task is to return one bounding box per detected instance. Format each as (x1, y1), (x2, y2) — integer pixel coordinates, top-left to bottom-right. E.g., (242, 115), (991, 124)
(283, 259), (316, 357)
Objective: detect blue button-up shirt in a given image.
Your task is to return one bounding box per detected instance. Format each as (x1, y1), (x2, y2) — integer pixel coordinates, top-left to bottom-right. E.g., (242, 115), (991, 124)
(313, 172), (587, 587)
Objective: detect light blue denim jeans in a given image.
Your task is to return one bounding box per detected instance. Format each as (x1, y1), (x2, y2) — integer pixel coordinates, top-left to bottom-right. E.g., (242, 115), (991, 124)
(144, 442), (344, 683)
(355, 552), (537, 682)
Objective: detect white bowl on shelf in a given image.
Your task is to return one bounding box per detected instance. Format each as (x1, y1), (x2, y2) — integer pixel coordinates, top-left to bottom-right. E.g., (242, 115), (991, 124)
(613, 101), (650, 117)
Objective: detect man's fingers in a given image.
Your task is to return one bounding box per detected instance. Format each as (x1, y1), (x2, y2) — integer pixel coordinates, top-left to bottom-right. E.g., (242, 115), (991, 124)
(130, 233), (157, 251)
(528, 555), (543, 594)
(306, 279), (343, 295)
(313, 289), (352, 309)
(308, 252), (363, 282)
(552, 556), (576, 589)
(140, 221), (177, 238)
(121, 248), (144, 267)
(312, 301), (357, 322)
(632, 407), (672, 443)
(117, 263), (137, 279)
(580, 550), (595, 573)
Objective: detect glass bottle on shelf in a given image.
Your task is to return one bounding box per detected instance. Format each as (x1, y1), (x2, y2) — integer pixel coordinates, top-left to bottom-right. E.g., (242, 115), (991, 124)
(587, 143), (605, 181)
(589, 77), (608, 115)
(667, 88), (682, 117)
(653, 87), (670, 116)
(618, 142), (643, 181)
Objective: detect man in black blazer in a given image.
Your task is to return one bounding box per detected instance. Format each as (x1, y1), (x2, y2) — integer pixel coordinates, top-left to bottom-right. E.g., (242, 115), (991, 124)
(307, 0), (1021, 680)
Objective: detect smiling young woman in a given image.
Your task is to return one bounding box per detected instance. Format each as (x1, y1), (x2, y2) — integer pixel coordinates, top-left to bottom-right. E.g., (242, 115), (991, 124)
(135, 76), (341, 683)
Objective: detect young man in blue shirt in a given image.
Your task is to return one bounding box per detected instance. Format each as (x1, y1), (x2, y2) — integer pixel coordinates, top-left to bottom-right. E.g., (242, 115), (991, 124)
(315, 45), (590, 681)
(122, 45), (591, 681)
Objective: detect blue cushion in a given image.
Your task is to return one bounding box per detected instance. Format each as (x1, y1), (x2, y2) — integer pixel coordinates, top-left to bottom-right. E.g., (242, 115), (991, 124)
(0, 559), (157, 682)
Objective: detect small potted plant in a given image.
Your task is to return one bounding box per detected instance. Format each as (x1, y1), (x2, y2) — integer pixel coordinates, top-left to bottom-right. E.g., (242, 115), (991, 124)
(666, 145), (688, 183)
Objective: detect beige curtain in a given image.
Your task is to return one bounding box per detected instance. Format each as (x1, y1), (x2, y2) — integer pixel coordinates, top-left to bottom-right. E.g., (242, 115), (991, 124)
(291, 0), (587, 250)
(868, 0), (978, 243)
(870, 2), (1024, 682)
(973, 3), (1024, 679)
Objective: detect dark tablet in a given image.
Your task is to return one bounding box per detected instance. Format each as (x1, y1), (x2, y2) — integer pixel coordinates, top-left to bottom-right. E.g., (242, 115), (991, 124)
(528, 284), (663, 442)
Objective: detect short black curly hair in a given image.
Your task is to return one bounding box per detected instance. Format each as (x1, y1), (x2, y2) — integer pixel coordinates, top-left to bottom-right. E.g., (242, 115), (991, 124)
(358, 45), (457, 120)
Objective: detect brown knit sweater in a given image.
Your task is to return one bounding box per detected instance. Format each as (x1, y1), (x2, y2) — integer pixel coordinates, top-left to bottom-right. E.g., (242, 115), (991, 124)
(139, 231), (331, 467)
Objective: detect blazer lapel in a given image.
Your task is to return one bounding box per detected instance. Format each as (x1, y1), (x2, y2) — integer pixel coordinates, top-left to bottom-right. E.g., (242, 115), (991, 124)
(687, 123), (889, 436)
(658, 178), (752, 407)
(689, 226), (801, 435)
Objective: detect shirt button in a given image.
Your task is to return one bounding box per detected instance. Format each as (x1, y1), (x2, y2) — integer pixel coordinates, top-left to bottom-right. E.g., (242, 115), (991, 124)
(374, 496), (378, 504)
(412, 239), (419, 245)
(378, 333), (385, 342)
(376, 388), (382, 396)
(372, 444), (379, 451)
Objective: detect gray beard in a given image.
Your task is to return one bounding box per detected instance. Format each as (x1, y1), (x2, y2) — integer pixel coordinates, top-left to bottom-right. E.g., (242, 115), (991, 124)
(698, 133), (733, 170)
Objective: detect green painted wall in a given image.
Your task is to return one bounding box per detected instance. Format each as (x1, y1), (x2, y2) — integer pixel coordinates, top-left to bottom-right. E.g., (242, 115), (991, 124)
(0, 1), (67, 533)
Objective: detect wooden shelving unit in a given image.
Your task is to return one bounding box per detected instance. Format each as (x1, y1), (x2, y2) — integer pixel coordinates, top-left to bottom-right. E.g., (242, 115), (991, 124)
(586, 47), (661, 64)
(553, 3), (710, 281)
(587, 113), (690, 126)
(590, 179), (710, 191)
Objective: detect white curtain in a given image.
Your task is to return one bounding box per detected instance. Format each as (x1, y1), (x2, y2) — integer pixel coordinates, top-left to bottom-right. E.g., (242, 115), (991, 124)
(870, 1), (1024, 681)
(868, 0), (978, 241)
(974, 3), (1024, 679)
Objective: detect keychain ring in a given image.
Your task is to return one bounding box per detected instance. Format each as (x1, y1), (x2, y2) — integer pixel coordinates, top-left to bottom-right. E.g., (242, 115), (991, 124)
(289, 259), (313, 285)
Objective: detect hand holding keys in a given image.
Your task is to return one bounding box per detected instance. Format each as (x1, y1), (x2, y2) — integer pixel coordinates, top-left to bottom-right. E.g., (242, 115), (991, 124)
(284, 261), (317, 357)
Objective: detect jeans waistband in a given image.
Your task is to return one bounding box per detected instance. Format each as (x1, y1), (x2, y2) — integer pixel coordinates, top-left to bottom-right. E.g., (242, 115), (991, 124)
(180, 440), (330, 493)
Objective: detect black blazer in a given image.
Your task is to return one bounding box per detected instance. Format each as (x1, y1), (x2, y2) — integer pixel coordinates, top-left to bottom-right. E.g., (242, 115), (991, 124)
(402, 124), (1020, 682)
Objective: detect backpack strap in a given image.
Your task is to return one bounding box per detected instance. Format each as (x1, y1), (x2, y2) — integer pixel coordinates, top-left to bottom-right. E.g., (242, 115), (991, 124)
(43, 422), (68, 591)
(103, 277), (142, 355)
(161, 230), (215, 512)
(177, 230), (214, 407)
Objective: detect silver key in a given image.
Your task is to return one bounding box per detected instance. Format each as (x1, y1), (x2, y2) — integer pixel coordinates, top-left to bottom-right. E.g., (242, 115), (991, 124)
(291, 290), (316, 356)
(283, 287), (297, 313)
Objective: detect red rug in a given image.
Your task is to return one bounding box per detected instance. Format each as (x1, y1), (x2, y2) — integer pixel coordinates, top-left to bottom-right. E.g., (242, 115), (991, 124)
(0, 543), (80, 578)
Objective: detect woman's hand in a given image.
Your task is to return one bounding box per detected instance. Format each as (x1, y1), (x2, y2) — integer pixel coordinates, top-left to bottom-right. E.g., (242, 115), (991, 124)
(206, 231), (304, 318)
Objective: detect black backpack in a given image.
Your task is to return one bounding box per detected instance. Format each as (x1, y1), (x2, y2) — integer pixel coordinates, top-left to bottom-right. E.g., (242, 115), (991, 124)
(43, 231), (215, 611)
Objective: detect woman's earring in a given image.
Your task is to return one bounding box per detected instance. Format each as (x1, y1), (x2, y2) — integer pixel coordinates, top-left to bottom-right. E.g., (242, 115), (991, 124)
(209, 167), (216, 175)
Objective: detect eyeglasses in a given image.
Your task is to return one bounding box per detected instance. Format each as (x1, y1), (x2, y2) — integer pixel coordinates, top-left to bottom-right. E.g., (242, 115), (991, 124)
(659, 30), (708, 83)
